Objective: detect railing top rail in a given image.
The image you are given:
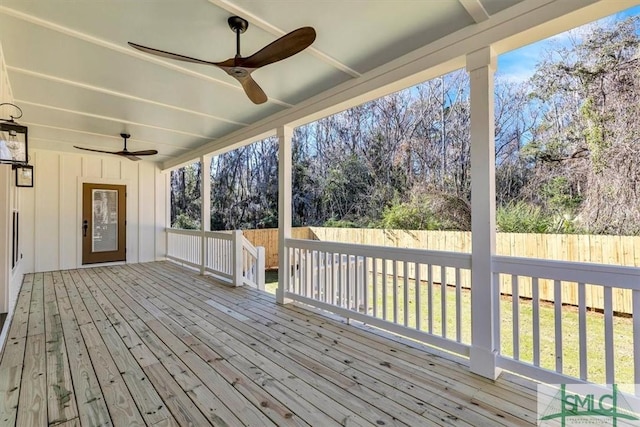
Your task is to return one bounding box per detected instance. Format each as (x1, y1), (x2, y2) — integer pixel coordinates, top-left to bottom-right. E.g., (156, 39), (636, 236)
(493, 255), (640, 289)
(166, 228), (234, 239)
(166, 227), (200, 236)
(286, 238), (471, 269)
(241, 236), (258, 257)
(204, 230), (233, 240)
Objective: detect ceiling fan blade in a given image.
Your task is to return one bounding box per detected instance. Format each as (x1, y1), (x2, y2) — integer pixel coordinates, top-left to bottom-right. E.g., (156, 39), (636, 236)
(74, 146), (118, 155)
(235, 74), (268, 104)
(239, 27), (316, 69)
(127, 149), (159, 156)
(128, 42), (221, 66)
(117, 153), (142, 161)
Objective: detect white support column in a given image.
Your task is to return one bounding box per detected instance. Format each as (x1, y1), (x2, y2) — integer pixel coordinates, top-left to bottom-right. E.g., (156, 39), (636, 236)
(164, 171), (171, 260)
(232, 230), (244, 287)
(277, 125), (293, 305)
(200, 155), (211, 274)
(467, 46), (501, 380)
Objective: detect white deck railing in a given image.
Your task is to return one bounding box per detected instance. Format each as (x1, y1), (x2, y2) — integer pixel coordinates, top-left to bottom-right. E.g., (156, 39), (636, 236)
(167, 228), (201, 268)
(284, 238), (472, 356)
(168, 228), (639, 392)
(204, 230), (234, 283)
(166, 228), (265, 290)
(493, 256), (640, 394)
(282, 238), (640, 394)
(242, 235), (265, 288)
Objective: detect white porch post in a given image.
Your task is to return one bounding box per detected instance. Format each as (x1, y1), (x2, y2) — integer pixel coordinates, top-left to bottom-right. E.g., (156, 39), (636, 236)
(467, 46), (501, 380)
(200, 155), (211, 275)
(276, 125), (293, 305)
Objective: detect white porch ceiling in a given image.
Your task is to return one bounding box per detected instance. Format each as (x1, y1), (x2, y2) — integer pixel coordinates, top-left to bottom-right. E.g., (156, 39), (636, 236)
(0, 0), (634, 168)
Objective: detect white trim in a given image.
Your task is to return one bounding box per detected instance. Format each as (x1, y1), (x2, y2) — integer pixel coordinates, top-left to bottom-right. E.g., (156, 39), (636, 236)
(277, 126), (292, 304)
(286, 238), (472, 268)
(459, 0), (490, 23)
(468, 45), (500, 380)
(492, 255), (640, 289)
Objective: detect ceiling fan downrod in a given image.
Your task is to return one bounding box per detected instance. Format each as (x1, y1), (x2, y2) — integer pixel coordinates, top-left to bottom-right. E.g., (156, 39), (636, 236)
(120, 133), (131, 151)
(228, 16), (248, 58)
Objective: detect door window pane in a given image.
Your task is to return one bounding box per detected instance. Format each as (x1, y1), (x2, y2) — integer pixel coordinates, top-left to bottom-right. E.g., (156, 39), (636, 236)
(92, 189), (118, 252)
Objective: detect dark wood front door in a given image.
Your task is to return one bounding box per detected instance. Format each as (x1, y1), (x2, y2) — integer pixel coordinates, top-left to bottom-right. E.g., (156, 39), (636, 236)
(82, 183), (126, 264)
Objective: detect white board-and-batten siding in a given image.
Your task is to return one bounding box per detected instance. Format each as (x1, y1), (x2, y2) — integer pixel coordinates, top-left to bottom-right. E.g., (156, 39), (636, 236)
(22, 149), (167, 274)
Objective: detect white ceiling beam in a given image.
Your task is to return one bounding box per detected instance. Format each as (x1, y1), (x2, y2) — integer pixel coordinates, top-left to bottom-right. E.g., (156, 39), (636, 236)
(8, 66), (249, 127)
(0, 5), (293, 108)
(164, 0), (632, 170)
(207, 0), (362, 78)
(17, 99), (217, 140)
(459, 0), (490, 23)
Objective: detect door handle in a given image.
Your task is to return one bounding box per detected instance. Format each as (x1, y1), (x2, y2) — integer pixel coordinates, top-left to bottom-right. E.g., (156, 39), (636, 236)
(83, 220), (88, 237)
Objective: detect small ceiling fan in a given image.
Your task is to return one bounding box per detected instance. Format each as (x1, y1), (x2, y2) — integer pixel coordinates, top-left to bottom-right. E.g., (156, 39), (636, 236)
(128, 16), (316, 104)
(74, 133), (158, 161)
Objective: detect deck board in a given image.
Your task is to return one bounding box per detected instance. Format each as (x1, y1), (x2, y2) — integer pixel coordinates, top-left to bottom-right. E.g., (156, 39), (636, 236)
(1, 261), (538, 426)
(0, 273), (33, 426)
(44, 271), (78, 425)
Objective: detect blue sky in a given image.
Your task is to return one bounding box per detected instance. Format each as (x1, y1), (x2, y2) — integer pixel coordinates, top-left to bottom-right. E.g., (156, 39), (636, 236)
(496, 5), (640, 82)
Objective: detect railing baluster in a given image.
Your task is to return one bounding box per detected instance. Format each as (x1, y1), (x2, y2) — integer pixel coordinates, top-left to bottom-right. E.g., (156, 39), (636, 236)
(428, 264), (433, 334)
(393, 260), (398, 324)
(578, 282), (587, 380)
(554, 279), (563, 373)
(318, 251), (328, 302)
(415, 263), (421, 331)
(338, 253), (343, 308)
(373, 258), (378, 318)
(325, 252), (330, 303)
(294, 248), (300, 294)
(441, 266), (447, 338)
(604, 286), (614, 384)
(403, 261), (409, 327)
(293, 247), (298, 293)
(512, 274), (519, 361)
(455, 267), (461, 342)
(363, 256), (368, 315)
(306, 249), (313, 298)
(302, 249), (307, 296)
(382, 259), (388, 321)
(346, 255), (352, 310)
(315, 250), (320, 300)
(332, 252), (338, 305)
(634, 290), (640, 396)
(532, 277), (540, 367)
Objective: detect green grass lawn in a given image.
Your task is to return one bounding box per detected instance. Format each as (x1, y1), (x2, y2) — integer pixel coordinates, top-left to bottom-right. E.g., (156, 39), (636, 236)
(263, 269), (634, 392)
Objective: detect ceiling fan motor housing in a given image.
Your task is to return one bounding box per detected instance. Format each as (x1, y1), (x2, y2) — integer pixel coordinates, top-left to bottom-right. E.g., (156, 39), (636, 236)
(228, 16), (249, 33)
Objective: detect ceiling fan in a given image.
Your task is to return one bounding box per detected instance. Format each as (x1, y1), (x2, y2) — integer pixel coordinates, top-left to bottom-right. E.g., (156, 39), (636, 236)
(128, 16), (316, 104)
(74, 133), (158, 161)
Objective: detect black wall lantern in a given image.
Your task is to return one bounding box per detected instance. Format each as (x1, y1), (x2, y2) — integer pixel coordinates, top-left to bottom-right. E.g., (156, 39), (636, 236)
(0, 103), (28, 165)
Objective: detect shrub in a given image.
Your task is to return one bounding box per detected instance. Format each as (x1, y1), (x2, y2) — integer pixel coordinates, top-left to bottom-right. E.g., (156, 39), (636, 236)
(323, 218), (359, 228)
(496, 202), (552, 233)
(172, 213), (200, 230)
(379, 202), (443, 230)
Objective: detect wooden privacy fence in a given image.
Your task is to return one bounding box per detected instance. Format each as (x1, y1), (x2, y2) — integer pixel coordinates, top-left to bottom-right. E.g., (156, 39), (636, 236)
(242, 227), (640, 313)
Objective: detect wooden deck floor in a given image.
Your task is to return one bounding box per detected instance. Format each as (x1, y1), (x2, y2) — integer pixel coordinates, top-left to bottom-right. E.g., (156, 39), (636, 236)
(0, 261), (538, 426)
